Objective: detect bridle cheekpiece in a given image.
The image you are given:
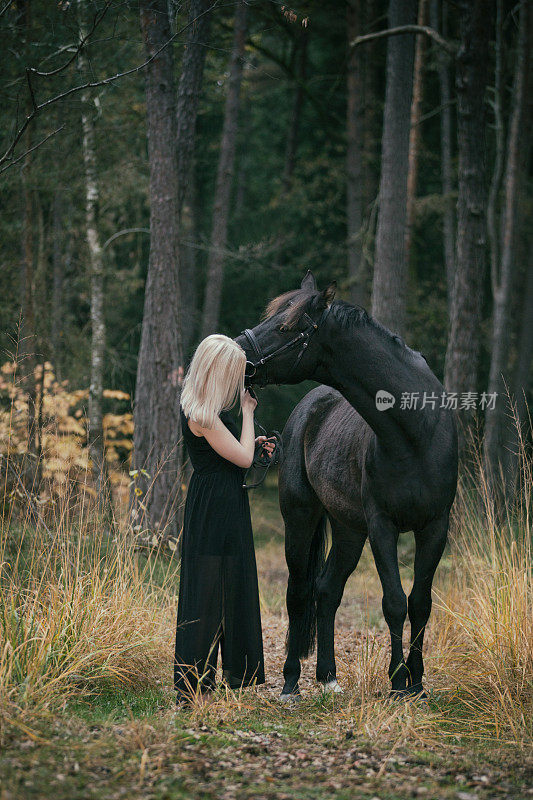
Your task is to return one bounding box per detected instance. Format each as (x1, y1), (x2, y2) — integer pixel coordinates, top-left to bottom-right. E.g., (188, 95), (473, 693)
(241, 304), (331, 387)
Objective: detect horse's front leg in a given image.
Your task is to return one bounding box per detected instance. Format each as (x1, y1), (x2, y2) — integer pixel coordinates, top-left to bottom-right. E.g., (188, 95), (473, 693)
(315, 525), (366, 691)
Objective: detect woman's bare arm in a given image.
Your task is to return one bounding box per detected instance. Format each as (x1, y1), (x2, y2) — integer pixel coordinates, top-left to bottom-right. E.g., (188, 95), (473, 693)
(188, 389), (257, 468)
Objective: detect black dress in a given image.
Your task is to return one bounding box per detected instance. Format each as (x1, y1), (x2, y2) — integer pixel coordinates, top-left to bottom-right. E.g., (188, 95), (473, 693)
(174, 407), (265, 696)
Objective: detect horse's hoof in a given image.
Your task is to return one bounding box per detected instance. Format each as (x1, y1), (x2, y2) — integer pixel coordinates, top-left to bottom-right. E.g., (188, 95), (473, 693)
(388, 685), (429, 703)
(388, 687), (409, 700)
(406, 684), (429, 702)
(280, 691), (301, 704)
(322, 679), (343, 695)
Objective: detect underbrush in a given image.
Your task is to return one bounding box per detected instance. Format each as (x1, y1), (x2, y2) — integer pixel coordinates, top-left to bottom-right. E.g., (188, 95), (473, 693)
(0, 422), (531, 756)
(0, 496), (178, 738)
(433, 431), (532, 747)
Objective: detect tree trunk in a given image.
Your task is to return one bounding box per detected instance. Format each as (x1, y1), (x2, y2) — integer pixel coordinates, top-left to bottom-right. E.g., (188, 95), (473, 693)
(405, 0), (427, 266)
(283, 27), (307, 192)
(176, 0), (212, 355)
(484, 0), (530, 483)
(346, 0), (365, 307)
(362, 0), (379, 211)
(200, 0), (247, 339)
(444, 0), (490, 412)
(50, 189), (64, 378)
(79, 2), (106, 498)
(498, 240), (533, 501)
(16, 0), (38, 467)
(511, 252), (533, 434)
(134, 0), (182, 539)
(371, 0), (417, 336)
(429, 0), (455, 306)
(177, 0), (212, 215)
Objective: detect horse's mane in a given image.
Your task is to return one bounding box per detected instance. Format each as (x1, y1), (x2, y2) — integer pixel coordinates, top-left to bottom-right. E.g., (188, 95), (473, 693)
(330, 300), (407, 349)
(263, 290), (407, 351)
(263, 289), (310, 329)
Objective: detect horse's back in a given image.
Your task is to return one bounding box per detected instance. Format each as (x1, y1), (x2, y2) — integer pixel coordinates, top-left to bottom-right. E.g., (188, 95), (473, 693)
(280, 385), (371, 530)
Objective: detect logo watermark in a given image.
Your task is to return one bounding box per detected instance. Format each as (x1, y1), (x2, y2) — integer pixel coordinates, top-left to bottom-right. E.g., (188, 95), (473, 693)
(375, 390), (498, 411)
(375, 390), (396, 411)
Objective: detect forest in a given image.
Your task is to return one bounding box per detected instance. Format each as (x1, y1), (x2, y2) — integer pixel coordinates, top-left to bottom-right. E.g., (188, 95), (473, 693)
(1, 1), (532, 799)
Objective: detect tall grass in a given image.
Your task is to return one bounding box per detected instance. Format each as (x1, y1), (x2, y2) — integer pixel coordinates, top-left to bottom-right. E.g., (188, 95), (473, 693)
(0, 407), (531, 751)
(0, 484), (178, 732)
(432, 424), (532, 745)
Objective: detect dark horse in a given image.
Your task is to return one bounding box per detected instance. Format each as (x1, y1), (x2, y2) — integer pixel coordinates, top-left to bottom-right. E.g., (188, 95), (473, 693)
(236, 272), (458, 700)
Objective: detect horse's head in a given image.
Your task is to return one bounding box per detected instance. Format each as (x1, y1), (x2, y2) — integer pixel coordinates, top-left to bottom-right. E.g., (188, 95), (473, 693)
(235, 271), (336, 387)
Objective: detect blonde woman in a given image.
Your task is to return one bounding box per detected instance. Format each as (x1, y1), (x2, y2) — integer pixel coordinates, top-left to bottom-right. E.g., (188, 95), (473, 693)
(174, 334), (272, 703)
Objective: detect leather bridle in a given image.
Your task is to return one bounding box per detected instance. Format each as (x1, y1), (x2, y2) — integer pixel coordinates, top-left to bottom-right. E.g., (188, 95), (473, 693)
(241, 305), (331, 387)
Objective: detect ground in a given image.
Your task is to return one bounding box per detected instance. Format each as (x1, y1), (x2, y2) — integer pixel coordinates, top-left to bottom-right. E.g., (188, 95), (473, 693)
(1, 484), (531, 799)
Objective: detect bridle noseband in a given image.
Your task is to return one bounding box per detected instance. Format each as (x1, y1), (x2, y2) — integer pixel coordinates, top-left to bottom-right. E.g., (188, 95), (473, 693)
(241, 305), (331, 387)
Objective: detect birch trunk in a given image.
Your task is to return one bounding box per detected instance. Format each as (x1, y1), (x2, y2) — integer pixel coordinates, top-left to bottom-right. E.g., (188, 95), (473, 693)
(79, 2), (106, 497)
(16, 0), (38, 467)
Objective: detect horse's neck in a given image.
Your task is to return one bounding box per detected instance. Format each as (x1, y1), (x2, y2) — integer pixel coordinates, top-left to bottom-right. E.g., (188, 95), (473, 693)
(316, 317), (439, 451)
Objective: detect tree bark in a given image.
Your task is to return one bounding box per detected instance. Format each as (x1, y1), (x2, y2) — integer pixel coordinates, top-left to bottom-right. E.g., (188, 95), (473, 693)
(201, 0), (247, 339)
(50, 189), (64, 378)
(484, 0), (531, 483)
(444, 0), (490, 409)
(371, 0), (417, 336)
(511, 251), (533, 434)
(429, 0), (454, 306)
(16, 0), (38, 466)
(134, 0), (182, 538)
(283, 27), (307, 192)
(177, 0), (212, 215)
(346, 0), (365, 307)
(177, 0), (212, 354)
(79, 1), (106, 497)
(362, 0), (379, 209)
(405, 0), (427, 266)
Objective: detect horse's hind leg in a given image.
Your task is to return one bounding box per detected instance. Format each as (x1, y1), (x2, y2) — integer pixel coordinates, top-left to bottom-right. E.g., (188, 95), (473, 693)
(281, 491), (326, 700)
(366, 508), (408, 695)
(315, 521), (367, 690)
(405, 513), (449, 698)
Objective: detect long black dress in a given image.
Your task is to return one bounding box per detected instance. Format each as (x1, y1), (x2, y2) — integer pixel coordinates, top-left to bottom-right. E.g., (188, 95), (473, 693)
(174, 407), (265, 696)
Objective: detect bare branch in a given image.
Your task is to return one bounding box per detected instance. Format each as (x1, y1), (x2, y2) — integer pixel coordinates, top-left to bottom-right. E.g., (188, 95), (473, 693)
(0, 0), (13, 19)
(0, 0), (221, 172)
(350, 24), (456, 57)
(0, 126), (65, 175)
(25, 69), (37, 110)
(102, 227), (150, 250)
(29, 0), (112, 78)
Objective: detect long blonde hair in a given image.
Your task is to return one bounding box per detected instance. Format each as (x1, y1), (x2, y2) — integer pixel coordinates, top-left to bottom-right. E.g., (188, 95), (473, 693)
(180, 335), (246, 429)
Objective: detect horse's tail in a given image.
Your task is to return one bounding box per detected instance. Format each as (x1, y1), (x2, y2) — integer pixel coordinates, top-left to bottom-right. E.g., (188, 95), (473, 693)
(291, 512), (328, 660)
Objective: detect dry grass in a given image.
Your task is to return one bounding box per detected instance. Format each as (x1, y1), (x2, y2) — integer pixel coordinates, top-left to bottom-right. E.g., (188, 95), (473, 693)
(0, 487), (177, 734)
(431, 427), (532, 746)
(0, 418), (531, 760)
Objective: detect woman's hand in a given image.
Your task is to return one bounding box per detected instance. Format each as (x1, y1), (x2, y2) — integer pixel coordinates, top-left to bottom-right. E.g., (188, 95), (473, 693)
(241, 388), (257, 414)
(255, 435), (275, 459)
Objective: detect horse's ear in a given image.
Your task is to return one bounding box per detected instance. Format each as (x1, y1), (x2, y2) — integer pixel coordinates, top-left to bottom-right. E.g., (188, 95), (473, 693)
(301, 270), (317, 292)
(321, 281), (336, 306)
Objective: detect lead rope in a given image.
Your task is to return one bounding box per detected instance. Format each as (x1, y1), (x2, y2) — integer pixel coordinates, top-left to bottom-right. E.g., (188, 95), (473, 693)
(242, 396), (283, 490)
